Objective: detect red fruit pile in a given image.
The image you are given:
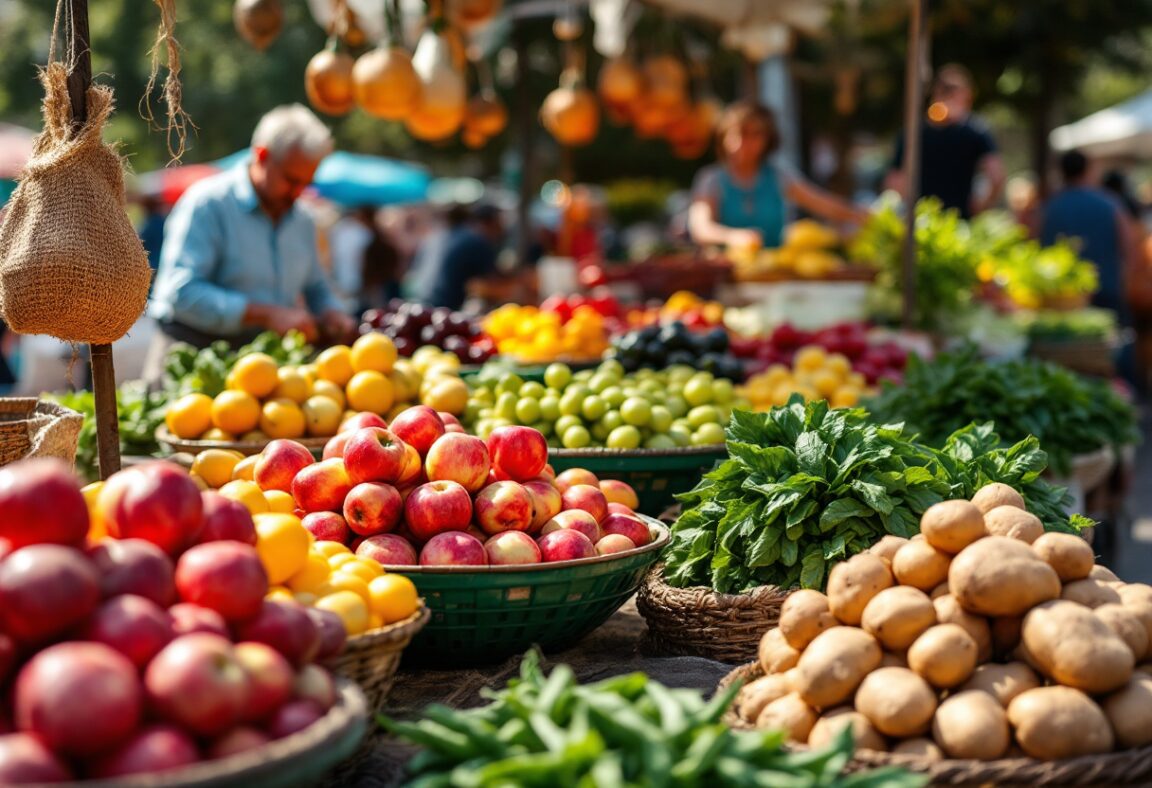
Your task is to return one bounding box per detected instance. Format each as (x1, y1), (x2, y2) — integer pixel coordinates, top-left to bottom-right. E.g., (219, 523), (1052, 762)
(732, 322), (910, 385)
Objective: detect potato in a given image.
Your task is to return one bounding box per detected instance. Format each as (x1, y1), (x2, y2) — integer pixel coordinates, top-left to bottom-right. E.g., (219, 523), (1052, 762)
(982, 506), (1043, 544)
(1031, 532), (1094, 582)
(807, 707), (886, 752)
(736, 674), (794, 723)
(910, 533), (925, 542)
(931, 691), (1010, 760)
(991, 616), (1023, 657)
(867, 535), (908, 564)
(1095, 604), (1149, 661)
(1118, 583), (1152, 608)
(948, 536), (1060, 617)
(778, 590), (836, 651)
(1090, 565), (1121, 582)
(908, 623), (978, 688)
(756, 693), (816, 742)
(854, 667), (937, 738)
(929, 582), (950, 599)
(971, 482), (1026, 514)
(892, 738), (943, 760)
(892, 540), (952, 592)
(1061, 578), (1121, 609)
(879, 651), (908, 669)
(1007, 686), (1114, 760)
(1103, 674), (1152, 749)
(933, 594), (992, 663)
(793, 626), (882, 709)
(827, 553), (893, 625)
(920, 499), (986, 554)
(1021, 600), (1134, 693)
(758, 628), (800, 675)
(959, 662), (1041, 707)
(861, 586), (937, 651)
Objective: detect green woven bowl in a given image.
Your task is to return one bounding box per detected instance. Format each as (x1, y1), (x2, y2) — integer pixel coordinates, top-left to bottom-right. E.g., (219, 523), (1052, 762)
(548, 445), (726, 515)
(386, 519), (668, 666)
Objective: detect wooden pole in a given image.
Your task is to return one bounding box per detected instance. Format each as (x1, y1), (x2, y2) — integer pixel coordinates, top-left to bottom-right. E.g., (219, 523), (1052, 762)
(900, 0), (928, 329)
(65, 0), (122, 478)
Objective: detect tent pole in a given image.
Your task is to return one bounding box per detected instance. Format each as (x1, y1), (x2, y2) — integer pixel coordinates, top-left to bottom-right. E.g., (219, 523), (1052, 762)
(900, 0), (928, 330)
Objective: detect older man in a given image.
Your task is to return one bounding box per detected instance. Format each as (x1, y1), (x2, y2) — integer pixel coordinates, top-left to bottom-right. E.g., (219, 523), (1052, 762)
(145, 104), (354, 378)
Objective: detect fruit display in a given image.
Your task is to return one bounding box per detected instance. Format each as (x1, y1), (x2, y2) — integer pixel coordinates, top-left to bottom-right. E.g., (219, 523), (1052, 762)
(360, 301), (497, 364)
(729, 219), (850, 279)
(733, 485), (1152, 766)
(623, 290), (725, 331)
(738, 346), (874, 410)
(246, 416), (656, 569)
(382, 650), (921, 787)
(729, 322), (911, 385)
(464, 359), (744, 449)
(608, 321), (746, 380)
(483, 301), (612, 363)
(0, 458), (351, 782)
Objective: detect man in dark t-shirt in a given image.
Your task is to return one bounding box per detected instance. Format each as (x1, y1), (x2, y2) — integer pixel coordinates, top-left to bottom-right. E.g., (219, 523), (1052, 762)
(887, 64), (1005, 218)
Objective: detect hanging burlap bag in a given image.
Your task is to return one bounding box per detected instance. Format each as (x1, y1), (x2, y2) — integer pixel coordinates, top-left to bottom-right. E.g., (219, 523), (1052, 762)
(0, 63), (151, 345)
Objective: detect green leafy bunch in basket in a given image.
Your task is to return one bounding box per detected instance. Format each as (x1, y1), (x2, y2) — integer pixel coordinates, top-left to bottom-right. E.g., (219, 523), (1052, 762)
(163, 330), (314, 399)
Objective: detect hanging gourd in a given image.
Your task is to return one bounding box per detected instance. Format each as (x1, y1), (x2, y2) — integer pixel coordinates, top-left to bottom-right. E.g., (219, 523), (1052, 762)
(305, 40), (356, 116)
(447, 0), (502, 30)
(353, 0), (422, 120)
(541, 69), (599, 147)
(233, 0), (283, 50)
(462, 55), (506, 144)
(406, 13), (467, 142)
(643, 54), (687, 109)
(597, 57), (643, 107)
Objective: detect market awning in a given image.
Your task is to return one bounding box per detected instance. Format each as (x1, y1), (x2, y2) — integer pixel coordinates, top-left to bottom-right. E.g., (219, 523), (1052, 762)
(1050, 90), (1152, 159)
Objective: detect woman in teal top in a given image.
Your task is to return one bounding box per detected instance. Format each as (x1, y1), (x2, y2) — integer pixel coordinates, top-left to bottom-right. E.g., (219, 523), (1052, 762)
(689, 102), (866, 249)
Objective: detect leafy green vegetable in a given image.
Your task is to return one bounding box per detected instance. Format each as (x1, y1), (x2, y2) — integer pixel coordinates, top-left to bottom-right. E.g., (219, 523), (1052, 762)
(1019, 308), (1118, 343)
(993, 240), (1098, 308)
(381, 650), (925, 788)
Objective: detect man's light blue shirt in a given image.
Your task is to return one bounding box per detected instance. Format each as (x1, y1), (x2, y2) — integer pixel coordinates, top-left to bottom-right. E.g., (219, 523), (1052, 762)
(148, 166), (343, 337)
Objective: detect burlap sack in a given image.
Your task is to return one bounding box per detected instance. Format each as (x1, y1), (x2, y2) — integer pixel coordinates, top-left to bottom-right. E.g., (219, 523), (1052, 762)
(0, 63), (151, 345)
(0, 398), (83, 468)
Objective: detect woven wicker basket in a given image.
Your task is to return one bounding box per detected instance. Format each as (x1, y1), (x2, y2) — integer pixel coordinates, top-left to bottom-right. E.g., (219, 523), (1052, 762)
(1029, 336), (1117, 377)
(636, 565), (790, 664)
(332, 605), (430, 712)
(156, 428), (327, 458)
(718, 661), (1152, 786)
(0, 397), (83, 467)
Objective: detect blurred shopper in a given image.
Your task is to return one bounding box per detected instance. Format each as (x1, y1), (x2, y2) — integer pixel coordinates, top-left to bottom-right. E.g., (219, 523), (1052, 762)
(887, 64), (1005, 218)
(137, 195), (168, 278)
(688, 102), (866, 251)
(409, 204), (506, 310)
(329, 205), (401, 314)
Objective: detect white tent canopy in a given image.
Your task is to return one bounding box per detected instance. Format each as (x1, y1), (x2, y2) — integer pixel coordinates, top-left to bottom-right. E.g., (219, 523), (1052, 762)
(1050, 90), (1152, 159)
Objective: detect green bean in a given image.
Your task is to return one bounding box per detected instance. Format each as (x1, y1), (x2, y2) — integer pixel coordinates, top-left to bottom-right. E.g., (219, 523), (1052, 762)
(670, 726), (729, 783)
(644, 682), (688, 737)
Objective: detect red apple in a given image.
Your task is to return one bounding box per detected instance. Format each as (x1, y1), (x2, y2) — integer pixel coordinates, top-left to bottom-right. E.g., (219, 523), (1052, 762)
(304, 608), (347, 660)
(0, 544), (100, 644)
(291, 458), (353, 513)
(561, 484), (609, 524)
(388, 405), (445, 456)
(419, 531), (488, 566)
(293, 664), (337, 711)
(486, 426), (548, 482)
(464, 524), (487, 541)
(484, 531), (542, 565)
(339, 412), (389, 433)
(234, 642), (295, 722)
(197, 492), (258, 545)
(0, 733), (72, 783)
(80, 594), (175, 669)
(537, 529), (597, 562)
(302, 511), (352, 544)
(145, 633), (250, 737)
(355, 534), (418, 566)
(599, 479), (640, 510)
(438, 412), (462, 428)
(539, 509), (601, 544)
(267, 700), (325, 739)
(89, 538), (175, 607)
(600, 512), (652, 547)
(474, 481), (534, 535)
(396, 443), (423, 486)
(343, 428), (409, 485)
(322, 431), (353, 461)
(168, 603), (229, 638)
(425, 433), (490, 493)
(343, 482), (403, 537)
(15, 642), (143, 756)
(231, 599), (321, 666)
(540, 463), (557, 480)
(0, 634), (15, 687)
(404, 480), (473, 542)
(523, 480), (563, 532)
(207, 727), (270, 759)
(596, 534), (637, 555)
(97, 461), (204, 555)
(253, 440), (314, 493)
(554, 468), (599, 493)
(607, 502), (636, 517)
(174, 542), (268, 621)
(86, 724), (200, 778)
(0, 458), (88, 549)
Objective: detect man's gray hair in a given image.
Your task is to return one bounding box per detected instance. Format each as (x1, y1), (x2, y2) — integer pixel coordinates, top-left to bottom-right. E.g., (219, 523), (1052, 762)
(251, 104), (334, 161)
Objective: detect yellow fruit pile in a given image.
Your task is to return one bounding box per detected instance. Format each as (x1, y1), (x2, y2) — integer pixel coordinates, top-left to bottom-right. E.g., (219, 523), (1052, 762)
(739, 345), (872, 410)
(731, 219), (847, 279)
(483, 304), (609, 363)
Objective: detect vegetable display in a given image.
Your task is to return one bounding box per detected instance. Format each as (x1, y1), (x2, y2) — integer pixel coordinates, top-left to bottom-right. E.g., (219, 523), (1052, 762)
(734, 485), (1152, 763)
(382, 650), (923, 787)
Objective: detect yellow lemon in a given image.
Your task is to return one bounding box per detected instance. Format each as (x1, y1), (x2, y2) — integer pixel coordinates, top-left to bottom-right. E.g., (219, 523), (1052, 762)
(315, 590), (370, 636)
(231, 353), (280, 398)
(315, 345), (354, 387)
(311, 379), (347, 410)
(321, 572), (372, 605)
(189, 474), (210, 491)
(811, 369), (841, 399)
(254, 512), (311, 585)
(794, 346), (827, 373)
(266, 586), (295, 604)
(421, 376), (468, 415)
(351, 333), (398, 374)
(367, 612), (384, 630)
(264, 489), (297, 513)
(297, 364), (319, 385)
(389, 368), (416, 403)
(327, 553), (358, 570)
(201, 427), (237, 442)
(212, 390), (261, 435)
(346, 370), (395, 415)
(368, 574), (419, 624)
(272, 367), (311, 404)
(232, 454), (259, 481)
(219, 479), (270, 515)
(82, 481), (107, 541)
(260, 399), (306, 440)
(831, 386), (861, 409)
(190, 449), (243, 489)
(824, 354), (852, 378)
(302, 395), (343, 437)
(240, 430), (269, 443)
(335, 559), (380, 584)
(165, 393), (214, 439)
(286, 553), (333, 593)
(314, 541), (351, 558)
